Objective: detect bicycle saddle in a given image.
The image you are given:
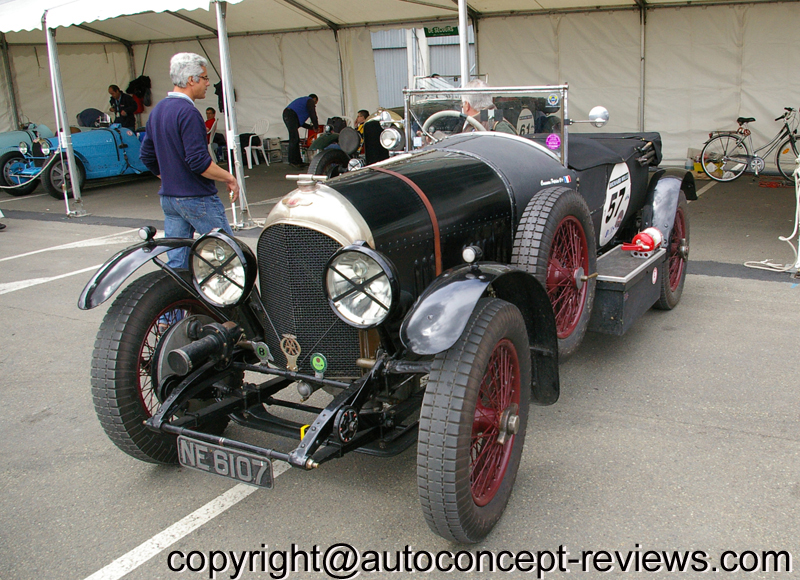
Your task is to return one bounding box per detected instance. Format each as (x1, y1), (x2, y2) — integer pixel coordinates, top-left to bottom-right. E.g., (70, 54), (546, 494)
(737, 117), (756, 124)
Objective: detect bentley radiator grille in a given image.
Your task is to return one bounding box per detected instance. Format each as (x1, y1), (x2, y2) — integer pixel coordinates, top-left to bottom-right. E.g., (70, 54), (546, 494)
(257, 223), (361, 378)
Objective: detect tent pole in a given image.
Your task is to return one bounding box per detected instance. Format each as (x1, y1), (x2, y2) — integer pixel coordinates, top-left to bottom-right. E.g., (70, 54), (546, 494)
(43, 13), (86, 217)
(458, 0), (468, 86)
(0, 32), (21, 129)
(638, 2), (646, 132)
(213, 0), (253, 229)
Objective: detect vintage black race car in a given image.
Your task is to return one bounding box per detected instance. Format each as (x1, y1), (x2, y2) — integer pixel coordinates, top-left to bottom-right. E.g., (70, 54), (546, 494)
(79, 85), (695, 543)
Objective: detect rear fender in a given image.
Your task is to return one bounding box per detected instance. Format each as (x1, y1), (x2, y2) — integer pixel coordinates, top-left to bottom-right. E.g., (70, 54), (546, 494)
(78, 238), (193, 310)
(642, 168), (695, 239)
(400, 263), (559, 405)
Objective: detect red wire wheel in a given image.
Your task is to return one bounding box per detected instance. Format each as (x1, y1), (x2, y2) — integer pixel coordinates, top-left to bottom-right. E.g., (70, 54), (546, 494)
(471, 338), (521, 507)
(655, 191), (690, 310)
(546, 215), (590, 339)
(512, 187), (596, 359)
(418, 299), (531, 543)
(92, 271), (230, 464)
(667, 205), (686, 292)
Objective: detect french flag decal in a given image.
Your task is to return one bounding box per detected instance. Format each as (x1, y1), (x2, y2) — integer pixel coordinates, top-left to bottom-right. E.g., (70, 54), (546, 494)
(563, 175), (572, 183)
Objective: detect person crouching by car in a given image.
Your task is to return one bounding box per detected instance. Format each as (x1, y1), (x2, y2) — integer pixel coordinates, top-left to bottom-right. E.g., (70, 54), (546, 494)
(140, 52), (239, 270)
(108, 84), (137, 131)
(283, 94), (320, 167)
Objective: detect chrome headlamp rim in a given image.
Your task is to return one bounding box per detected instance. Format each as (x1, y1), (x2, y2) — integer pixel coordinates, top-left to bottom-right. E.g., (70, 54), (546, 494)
(324, 243), (400, 329)
(18, 141), (28, 155)
(379, 126), (405, 151)
(189, 230), (257, 308)
(38, 138), (51, 156)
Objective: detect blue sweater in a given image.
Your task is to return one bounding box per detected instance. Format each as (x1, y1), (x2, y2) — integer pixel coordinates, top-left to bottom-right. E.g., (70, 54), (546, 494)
(140, 95), (216, 197)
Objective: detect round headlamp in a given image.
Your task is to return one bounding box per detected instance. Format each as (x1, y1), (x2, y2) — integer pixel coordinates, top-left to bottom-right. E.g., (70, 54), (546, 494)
(39, 139), (51, 156)
(379, 127), (405, 151)
(189, 231), (257, 307)
(18, 141), (28, 155)
(324, 244), (399, 329)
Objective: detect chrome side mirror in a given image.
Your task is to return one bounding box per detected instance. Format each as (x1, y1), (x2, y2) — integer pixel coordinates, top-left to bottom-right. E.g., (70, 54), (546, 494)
(565, 106), (610, 128)
(588, 106), (609, 128)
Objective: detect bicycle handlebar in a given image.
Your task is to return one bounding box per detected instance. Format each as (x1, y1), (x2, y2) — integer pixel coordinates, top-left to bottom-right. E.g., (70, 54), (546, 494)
(776, 108), (796, 121)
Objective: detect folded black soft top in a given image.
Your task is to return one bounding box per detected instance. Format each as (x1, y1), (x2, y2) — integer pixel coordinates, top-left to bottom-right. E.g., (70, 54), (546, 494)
(566, 132), (662, 171)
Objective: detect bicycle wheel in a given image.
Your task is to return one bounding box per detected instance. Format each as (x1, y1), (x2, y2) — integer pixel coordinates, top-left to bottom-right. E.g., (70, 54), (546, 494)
(775, 137), (799, 182)
(701, 135), (749, 182)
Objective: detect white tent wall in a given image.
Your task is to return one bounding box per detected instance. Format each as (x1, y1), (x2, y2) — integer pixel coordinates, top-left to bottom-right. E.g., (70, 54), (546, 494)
(478, 11), (642, 133)
(139, 30), (344, 141)
(479, 2), (800, 165)
(6, 43), (130, 130)
(338, 27), (380, 123)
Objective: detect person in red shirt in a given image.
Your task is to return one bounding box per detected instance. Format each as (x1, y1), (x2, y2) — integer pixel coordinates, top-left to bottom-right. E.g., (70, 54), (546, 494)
(205, 107), (227, 160)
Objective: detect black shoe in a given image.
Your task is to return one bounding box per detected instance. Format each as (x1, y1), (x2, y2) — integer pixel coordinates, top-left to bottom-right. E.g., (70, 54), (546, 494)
(0, 223), (5, 231)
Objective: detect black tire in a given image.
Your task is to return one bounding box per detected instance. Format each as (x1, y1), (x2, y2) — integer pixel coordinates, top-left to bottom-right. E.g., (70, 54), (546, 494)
(655, 192), (690, 310)
(418, 298), (531, 543)
(776, 137), (799, 182)
(44, 157), (85, 199)
(700, 135), (748, 182)
(511, 186), (596, 360)
(0, 151), (39, 196)
(92, 270), (230, 464)
(308, 148), (350, 179)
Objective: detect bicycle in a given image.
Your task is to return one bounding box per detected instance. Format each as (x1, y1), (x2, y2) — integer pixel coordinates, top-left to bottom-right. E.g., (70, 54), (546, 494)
(700, 107), (799, 182)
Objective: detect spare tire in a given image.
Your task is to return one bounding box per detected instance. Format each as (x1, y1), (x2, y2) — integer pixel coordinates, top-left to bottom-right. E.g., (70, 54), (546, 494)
(308, 148), (350, 179)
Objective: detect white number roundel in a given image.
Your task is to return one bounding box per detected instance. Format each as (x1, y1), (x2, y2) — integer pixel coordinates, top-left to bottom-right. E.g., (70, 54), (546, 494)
(599, 162), (631, 247)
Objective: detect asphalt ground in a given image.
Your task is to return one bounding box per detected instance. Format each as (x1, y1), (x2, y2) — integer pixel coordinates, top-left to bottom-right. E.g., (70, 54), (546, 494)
(0, 164), (799, 580)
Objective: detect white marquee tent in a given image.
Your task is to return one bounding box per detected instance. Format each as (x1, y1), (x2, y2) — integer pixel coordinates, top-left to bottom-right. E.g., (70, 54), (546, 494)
(1, 0), (798, 167)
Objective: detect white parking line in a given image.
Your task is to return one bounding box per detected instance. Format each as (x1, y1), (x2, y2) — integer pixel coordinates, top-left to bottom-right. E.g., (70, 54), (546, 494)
(0, 264), (103, 295)
(0, 193), (48, 203)
(84, 464), (291, 580)
(696, 181), (717, 197)
(0, 229), (139, 263)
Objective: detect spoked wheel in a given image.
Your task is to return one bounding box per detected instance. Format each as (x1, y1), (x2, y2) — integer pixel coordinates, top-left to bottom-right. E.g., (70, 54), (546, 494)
(512, 186), (596, 359)
(418, 298), (531, 543)
(701, 135), (749, 182)
(92, 270), (230, 464)
(0, 151), (38, 196)
(776, 137), (799, 182)
(44, 158), (85, 199)
(655, 192), (690, 310)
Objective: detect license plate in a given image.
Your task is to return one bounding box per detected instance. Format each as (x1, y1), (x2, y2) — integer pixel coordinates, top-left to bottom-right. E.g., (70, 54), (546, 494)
(177, 436), (273, 488)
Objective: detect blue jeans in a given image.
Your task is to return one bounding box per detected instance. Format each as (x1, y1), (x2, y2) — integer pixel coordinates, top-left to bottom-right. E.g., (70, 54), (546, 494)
(160, 194), (233, 269)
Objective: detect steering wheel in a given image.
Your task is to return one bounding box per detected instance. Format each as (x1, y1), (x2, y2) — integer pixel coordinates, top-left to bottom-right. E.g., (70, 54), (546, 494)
(422, 110), (486, 134)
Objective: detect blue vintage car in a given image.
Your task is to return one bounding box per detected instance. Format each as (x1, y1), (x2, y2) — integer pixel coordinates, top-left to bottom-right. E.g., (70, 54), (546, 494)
(5, 124), (150, 198)
(0, 123), (54, 195)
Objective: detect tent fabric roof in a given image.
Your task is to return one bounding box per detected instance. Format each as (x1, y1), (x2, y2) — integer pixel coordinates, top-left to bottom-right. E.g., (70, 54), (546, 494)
(0, 0), (778, 44)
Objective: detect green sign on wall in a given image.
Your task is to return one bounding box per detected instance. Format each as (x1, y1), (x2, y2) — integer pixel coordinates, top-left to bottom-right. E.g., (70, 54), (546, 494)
(424, 25), (458, 38)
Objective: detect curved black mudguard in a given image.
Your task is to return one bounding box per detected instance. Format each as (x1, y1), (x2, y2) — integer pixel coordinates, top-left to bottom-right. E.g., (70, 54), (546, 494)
(643, 168), (696, 238)
(400, 263), (560, 405)
(77, 238), (193, 310)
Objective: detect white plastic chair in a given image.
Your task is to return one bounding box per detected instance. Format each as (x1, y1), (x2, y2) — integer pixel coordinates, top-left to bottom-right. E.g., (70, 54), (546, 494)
(207, 119), (219, 162)
(245, 119), (269, 168)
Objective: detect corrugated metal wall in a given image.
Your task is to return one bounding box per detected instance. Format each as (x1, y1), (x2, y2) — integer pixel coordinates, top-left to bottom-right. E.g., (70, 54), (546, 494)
(371, 27), (475, 109)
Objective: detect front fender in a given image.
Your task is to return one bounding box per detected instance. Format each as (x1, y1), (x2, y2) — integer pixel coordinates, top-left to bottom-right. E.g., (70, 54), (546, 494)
(400, 263), (559, 405)
(78, 238), (193, 310)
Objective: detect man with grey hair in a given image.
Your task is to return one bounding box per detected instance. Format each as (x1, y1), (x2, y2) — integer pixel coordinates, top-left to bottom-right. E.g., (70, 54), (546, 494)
(140, 52), (239, 269)
(461, 79), (516, 134)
